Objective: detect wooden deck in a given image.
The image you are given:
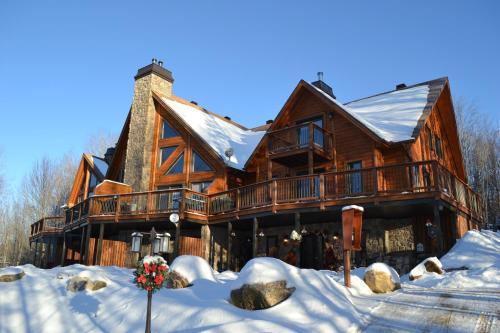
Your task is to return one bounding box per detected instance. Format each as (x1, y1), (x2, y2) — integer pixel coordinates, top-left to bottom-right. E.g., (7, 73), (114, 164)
(57, 160), (483, 230)
(29, 216), (64, 240)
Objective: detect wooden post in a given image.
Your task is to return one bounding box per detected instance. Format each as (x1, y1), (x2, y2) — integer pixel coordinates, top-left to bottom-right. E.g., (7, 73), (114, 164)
(252, 217), (258, 258)
(42, 241), (48, 268)
(79, 226), (85, 264)
(227, 222), (232, 271)
(174, 222), (181, 258)
(33, 240), (38, 266)
(433, 204), (444, 254)
(61, 233), (67, 266)
(84, 224), (92, 265)
(294, 213), (301, 267)
(343, 249), (351, 288)
(96, 223), (105, 265)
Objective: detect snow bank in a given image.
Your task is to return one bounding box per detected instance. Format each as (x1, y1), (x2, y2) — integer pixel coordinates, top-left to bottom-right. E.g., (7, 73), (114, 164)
(231, 257), (297, 289)
(169, 255), (216, 283)
(365, 263), (400, 284)
(342, 205), (364, 212)
(409, 257), (442, 279)
(404, 230), (500, 289)
(0, 267), (24, 276)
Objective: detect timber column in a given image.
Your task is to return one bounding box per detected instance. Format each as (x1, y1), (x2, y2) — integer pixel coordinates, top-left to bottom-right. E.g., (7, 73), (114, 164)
(123, 60), (174, 192)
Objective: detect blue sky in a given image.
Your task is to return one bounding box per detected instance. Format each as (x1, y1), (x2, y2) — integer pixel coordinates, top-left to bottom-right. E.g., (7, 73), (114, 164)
(1, 1), (499, 190)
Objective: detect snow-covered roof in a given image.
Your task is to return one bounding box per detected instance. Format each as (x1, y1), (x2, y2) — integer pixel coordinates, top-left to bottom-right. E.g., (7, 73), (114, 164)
(161, 97), (266, 170)
(90, 156), (108, 177)
(308, 80), (445, 143)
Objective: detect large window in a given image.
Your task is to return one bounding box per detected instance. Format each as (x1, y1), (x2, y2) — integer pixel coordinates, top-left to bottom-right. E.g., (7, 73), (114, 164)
(191, 151), (213, 172)
(161, 119), (179, 139)
(297, 116), (324, 148)
(159, 146), (177, 166)
(435, 136), (443, 159)
(165, 153), (184, 175)
(347, 161), (363, 194)
(191, 181), (213, 193)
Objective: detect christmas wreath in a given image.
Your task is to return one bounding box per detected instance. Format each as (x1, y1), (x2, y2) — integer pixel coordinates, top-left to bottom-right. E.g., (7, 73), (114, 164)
(134, 255), (169, 292)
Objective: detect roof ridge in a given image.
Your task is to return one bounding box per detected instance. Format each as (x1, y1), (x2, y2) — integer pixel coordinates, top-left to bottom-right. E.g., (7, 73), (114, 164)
(161, 93), (251, 131)
(344, 77), (448, 105)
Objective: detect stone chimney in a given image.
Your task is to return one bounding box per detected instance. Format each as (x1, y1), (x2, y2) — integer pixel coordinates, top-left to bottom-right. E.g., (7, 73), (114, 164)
(123, 59), (174, 191)
(312, 72), (336, 99)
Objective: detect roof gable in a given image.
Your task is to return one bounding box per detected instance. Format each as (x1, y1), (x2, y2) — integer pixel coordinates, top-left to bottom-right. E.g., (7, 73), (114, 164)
(156, 95), (266, 170)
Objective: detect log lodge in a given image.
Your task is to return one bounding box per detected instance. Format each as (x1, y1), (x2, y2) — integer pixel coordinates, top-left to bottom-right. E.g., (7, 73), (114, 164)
(29, 60), (484, 274)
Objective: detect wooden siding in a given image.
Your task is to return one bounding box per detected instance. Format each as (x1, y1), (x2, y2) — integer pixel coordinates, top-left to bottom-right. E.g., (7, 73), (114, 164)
(179, 236), (203, 257)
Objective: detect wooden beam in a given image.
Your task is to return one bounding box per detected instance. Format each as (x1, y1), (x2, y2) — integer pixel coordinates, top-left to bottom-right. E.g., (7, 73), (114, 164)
(79, 227), (85, 264)
(84, 224), (92, 265)
(96, 223), (105, 265)
(433, 204), (444, 254)
(294, 212), (301, 267)
(174, 222), (181, 258)
(252, 217), (258, 258)
(227, 221), (232, 271)
(61, 233), (66, 266)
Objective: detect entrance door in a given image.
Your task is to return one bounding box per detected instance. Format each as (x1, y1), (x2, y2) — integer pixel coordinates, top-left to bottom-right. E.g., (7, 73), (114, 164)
(347, 161), (363, 194)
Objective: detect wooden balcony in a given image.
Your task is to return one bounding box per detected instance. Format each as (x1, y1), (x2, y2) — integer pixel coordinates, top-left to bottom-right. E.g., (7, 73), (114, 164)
(30, 216), (64, 240)
(62, 161), (484, 227)
(267, 122), (333, 166)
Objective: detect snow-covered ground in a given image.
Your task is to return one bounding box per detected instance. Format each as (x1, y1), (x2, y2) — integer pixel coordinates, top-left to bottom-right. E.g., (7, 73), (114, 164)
(1, 230), (498, 333)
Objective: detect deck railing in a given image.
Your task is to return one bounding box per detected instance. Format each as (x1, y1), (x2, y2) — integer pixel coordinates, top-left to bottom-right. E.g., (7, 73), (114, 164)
(62, 160), (483, 226)
(268, 122), (333, 156)
(30, 216), (64, 238)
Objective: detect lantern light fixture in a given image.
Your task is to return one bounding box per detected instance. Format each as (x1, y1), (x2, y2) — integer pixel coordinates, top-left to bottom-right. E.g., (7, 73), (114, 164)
(131, 232), (143, 253)
(159, 233), (171, 253)
(258, 230), (265, 237)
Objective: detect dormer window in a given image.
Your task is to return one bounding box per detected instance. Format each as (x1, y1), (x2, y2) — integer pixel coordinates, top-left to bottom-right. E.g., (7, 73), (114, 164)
(161, 119), (179, 139)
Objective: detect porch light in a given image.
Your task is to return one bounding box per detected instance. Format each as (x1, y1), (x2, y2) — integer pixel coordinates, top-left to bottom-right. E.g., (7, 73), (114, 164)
(131, 232), (143, 253)
(258, 230), (265, 237)
(230, 231), (236, 237)
(300, 226), (308, 235)
(158, 233), (171, 253)
(152, 236), (161, 254)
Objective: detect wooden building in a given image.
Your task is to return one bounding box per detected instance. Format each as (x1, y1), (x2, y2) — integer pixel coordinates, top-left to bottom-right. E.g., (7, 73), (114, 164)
(30, 61), (484, 274)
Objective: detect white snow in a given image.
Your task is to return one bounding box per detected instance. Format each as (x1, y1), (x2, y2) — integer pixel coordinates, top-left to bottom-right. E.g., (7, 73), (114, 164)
(161, 97), (266, 170)
(409, 256), (442, 279)
(90, 156), (108, 176)
(365, 262), (401, 284)
(169, 255), (216, 283)
(403, 230), (500, 289)
(342, 205), (364, 212)
(0, 267), (24, 275)
(142, 255), (167, 265)
(1, 231), (498, 332)
(309, 82), (431, 143)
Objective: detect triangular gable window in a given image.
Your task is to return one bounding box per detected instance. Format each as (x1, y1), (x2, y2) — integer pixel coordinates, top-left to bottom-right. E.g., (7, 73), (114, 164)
(162, 119), (179, 139)
(159, 146), (177, 166)
(191, 151), (213, 172)
(165, 153), (184, 175)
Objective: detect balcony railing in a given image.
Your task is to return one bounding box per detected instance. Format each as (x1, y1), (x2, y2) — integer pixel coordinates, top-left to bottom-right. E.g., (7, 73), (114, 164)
(268, 122), (333, 157)
(63, 160), (484, 226)
(30, 216), (64, 238)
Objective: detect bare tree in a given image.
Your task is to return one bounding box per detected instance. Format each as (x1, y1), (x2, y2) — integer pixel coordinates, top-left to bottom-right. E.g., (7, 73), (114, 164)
(455, 98), (500, 228)
(85, 130), (118, 157)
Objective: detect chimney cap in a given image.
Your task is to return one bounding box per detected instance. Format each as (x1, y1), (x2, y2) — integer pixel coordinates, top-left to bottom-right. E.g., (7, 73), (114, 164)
(266, 119), (274, 124)
(396, 83), (407, 90)
(135, 60), (174, 82)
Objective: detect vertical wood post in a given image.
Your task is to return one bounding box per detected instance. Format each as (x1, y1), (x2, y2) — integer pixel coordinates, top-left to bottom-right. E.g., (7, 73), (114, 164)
(79, 226), (86, 264)
(61, 233), (67, 266)
(252, 217), (258, 258)
(433, 204), (444, 254)
(294, 212), (301, 267)
(174, 222), (181, 258)
(33, 240), (38, 266)
(227, 222), (233, 271)
(96, 223), (105, 265)
(84, 224), (92, 265)
(343, 249), (351, 288)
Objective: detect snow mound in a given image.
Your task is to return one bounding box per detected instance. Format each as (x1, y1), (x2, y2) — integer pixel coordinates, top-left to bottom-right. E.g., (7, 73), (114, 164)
(169, 255), (216, 283)
(76, 269), (111, 283)
(231, 257), (298, 290)
(365, 263), (400, 284)
(409, 257), (442, 279)
(0, 267), (24, 276)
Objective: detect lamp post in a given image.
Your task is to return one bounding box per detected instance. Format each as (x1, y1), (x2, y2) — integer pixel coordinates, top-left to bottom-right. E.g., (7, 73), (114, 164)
(131, 227), (171, 333)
